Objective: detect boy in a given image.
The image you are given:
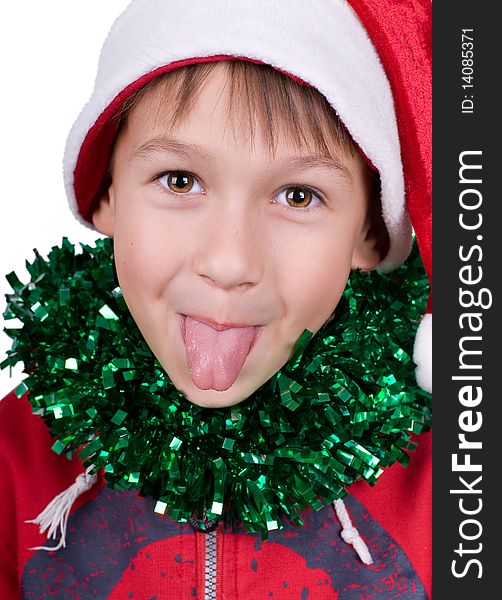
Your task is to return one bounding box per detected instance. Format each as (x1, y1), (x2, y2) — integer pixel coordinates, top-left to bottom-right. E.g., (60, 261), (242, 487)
(0, 0), (432, 597)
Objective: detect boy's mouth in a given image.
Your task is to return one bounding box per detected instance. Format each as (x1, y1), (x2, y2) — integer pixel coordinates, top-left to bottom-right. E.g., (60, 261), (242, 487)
(180, 315), (262, 391)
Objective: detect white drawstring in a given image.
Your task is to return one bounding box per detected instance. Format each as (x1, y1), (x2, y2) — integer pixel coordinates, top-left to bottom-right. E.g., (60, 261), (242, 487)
(26, 464), (98, 551)
(333, 498), (373, 565)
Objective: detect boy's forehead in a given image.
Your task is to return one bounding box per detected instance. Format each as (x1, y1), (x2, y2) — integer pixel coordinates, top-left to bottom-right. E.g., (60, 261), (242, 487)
(122, 66), (358, 172)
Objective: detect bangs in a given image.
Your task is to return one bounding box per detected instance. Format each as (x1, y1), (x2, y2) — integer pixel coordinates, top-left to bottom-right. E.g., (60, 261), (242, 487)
(116, 60), (360, 161)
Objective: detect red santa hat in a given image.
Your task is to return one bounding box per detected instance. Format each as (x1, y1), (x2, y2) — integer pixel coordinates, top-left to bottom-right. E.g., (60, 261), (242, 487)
(63, 0), (432, 392)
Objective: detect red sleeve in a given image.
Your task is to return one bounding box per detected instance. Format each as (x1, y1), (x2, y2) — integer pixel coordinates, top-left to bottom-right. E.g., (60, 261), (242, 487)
(0, 392), (20, 598)
(0, 390), (103, 596)
(351, 430), (432, 598)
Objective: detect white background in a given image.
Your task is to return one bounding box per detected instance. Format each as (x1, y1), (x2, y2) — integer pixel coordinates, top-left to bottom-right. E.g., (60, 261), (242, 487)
(0, 2), (130, 398)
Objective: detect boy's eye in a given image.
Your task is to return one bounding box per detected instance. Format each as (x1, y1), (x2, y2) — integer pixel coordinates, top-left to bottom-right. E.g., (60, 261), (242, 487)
(157, 172), (204, 194)
(275, 187), (322, 209)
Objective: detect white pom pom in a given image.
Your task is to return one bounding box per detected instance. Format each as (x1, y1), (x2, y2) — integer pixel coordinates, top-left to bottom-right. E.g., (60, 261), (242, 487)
(414, 313), (432, 393)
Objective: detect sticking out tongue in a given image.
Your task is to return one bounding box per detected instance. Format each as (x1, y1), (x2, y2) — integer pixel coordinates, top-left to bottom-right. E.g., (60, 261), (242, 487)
(183, 316), (257, 391)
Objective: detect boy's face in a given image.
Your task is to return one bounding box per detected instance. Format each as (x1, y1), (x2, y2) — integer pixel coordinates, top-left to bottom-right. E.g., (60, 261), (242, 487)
(93, 64), (381, 407)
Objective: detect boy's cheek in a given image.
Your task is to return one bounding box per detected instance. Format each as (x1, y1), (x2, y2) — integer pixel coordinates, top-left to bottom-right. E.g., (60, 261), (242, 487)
(113, 214), (178, 280)
(283, 256), (352, 330)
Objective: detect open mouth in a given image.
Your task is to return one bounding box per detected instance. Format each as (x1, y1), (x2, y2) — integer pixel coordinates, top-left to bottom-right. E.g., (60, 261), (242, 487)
(180, 315), (262, 391)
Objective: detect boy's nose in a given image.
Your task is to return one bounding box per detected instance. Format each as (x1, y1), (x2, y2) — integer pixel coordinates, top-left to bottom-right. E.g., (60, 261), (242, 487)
(192, 208), (264, 291)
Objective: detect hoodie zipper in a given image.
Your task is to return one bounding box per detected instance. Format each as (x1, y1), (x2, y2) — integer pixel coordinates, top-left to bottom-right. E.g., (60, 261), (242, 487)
(204, 529), (218, 600)
(191, 512), (221, 600)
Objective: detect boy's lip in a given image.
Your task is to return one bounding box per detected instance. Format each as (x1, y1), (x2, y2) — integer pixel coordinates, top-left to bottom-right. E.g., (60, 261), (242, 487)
(180, 313), (262, 332)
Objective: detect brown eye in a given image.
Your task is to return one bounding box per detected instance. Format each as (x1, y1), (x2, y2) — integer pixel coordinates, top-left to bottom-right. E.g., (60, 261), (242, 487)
(167, 172), (194, 193)
(285, 187), (313, 207)
(158, 172), (204, 195)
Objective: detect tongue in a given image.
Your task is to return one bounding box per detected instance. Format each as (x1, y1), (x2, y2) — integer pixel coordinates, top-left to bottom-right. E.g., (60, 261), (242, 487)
(184, 316), (257, 391)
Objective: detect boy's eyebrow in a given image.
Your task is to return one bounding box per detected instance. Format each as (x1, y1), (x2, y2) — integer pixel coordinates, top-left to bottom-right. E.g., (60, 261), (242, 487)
(280, 154), (353, 183)
(130, 137), (211, 164)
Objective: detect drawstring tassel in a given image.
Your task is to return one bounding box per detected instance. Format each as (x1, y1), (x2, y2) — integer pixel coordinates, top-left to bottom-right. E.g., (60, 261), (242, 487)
(333, 498), (373, 565)
(26, 465), (98, 551)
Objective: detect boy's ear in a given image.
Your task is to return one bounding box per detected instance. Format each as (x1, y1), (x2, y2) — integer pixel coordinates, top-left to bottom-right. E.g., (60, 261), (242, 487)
(351, 205), (389, 272)
(92, 186), (116, 236)
(351, 225), (382, 271)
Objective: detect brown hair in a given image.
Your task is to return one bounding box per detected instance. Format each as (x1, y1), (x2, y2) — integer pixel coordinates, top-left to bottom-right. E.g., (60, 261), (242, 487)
(114, 60), (362, 161)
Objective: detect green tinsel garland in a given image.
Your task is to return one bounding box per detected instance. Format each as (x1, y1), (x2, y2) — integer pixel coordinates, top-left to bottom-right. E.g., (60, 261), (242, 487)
(2, 237), (431, 537)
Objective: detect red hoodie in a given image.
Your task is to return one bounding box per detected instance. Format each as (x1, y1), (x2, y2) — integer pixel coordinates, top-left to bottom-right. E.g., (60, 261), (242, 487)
(0, 390), (431, 599)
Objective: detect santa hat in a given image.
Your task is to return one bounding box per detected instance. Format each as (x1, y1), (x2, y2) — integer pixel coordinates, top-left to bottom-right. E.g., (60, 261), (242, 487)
(63, 0), (432, 392)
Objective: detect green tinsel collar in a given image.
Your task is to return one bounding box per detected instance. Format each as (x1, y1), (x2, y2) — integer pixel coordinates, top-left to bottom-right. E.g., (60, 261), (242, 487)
(2, 237), (431, 537)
